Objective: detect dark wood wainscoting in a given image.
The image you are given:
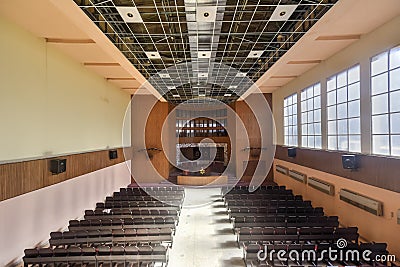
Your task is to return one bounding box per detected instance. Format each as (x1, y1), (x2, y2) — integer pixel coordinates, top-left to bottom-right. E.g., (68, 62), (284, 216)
(0, 148), (128, 201)
(275, 145), (400, 193)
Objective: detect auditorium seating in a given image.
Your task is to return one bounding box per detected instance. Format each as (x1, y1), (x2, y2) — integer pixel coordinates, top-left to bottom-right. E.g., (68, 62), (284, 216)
(221, 185), (390, 267)
(23, 186), (184, 267)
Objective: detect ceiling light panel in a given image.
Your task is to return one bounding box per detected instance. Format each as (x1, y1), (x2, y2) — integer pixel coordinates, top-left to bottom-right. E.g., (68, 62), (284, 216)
(270, 5), (298, 21)
(196, 6), (217, 22)
(198, 51), (212, 58)
(159, 73), (170, 78)
(247, 50), (264, 58)
(145, 51), (161, 59)
(116, 7), (143, 23)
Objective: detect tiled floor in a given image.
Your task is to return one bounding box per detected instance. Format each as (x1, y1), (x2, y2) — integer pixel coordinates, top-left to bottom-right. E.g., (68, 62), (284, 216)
(168, 187), (244, 267)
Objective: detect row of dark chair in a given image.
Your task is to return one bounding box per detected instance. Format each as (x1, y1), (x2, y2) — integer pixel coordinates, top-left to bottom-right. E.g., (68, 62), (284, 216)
(221, 185), (287, 194)
(49, 228), (173, 247)
(233, 215), (340, 229)
(97, 200), (182, 209)
(225, 199), (312, 209)
(24, 245), (168, 267)
(84, 209), (179, 220)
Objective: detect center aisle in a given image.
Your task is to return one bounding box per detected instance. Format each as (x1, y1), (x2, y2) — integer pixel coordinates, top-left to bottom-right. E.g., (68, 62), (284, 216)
(168, 187), (244, 267)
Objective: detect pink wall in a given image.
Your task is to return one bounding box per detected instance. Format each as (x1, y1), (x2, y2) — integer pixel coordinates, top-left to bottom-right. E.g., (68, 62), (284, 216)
(274, 159), (400, 259)
(0, 161), (131, 266)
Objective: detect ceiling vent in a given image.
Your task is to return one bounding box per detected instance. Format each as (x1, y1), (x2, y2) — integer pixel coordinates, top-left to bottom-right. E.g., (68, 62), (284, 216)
(198, 51), (212, 58)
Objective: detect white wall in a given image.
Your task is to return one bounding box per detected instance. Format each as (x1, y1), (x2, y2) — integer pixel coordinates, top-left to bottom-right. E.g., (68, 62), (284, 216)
(273, 15), (400, 148)
(0, 161), (131, 266)
(0, 15), (131, 162)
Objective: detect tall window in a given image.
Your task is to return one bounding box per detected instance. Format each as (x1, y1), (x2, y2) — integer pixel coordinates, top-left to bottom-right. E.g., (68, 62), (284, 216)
(284, 93), (298, 146)
(327, 65), (361, 152)
(301, 83), (321, 148)
(371, 47), (400, 156)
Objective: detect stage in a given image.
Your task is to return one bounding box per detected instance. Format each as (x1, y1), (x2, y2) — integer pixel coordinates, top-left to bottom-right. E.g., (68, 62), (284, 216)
(177, 175), (228, 186)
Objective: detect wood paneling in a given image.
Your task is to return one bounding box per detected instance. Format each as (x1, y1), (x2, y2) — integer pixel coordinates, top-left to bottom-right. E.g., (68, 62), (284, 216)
(145, 101), (170, 179)
(275, 145), (400, 193)
(0, 148), (126, 201)
(235, 93), (273, 183)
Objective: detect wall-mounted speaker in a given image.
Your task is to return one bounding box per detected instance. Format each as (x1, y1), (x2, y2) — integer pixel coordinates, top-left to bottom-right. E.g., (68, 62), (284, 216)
(50, 159), (67, 175)
(109, 150), (118, 160)
(342, 155), (358, 170)
(288, 147), (297, 158)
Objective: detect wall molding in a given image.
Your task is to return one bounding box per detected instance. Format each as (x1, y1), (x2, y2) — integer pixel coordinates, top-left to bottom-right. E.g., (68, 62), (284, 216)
(0, 147), (131, 201)
(275, 145), (400, 193)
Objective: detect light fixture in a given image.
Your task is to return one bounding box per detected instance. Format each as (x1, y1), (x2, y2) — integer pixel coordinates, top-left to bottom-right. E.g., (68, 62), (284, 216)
(228, 85), (237, 89)
(167, 86), (176, 90)
(116, 6), (143, 23)
(224, 93), (232, 97)
(198, 51), (212, 58)
(270, 5), (298, 21)
(247, 50), (264, 58)
(158, 73), (170, 78)
(199, 93), (206, 97)
(145, 51), (161, 59)
(173, 94), (180, 97)
(198, 73), (208, 78)
(236, 72), (246, 77)
(196, 6), (217, 22)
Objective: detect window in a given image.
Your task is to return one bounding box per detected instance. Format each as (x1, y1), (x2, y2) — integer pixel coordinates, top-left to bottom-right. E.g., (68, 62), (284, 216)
(327, 65), (361, 152)
(301, 83), (322, 148)
(371, 47), (400, 156)
(284, 93), (298, 146)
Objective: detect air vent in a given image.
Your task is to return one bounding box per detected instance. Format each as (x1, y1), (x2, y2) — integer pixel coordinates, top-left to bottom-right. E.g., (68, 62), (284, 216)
(275, 165), (289, 175)
(198, 51), (212, 58)
(308, 177), (335, 196)
(339, 189), (383, 216)
(288, 169), (307, 183)
(145, 51), (161, 59)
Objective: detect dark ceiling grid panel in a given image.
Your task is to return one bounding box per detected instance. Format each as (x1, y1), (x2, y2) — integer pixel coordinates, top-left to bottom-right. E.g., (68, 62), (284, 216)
(73, 0), (338, 103)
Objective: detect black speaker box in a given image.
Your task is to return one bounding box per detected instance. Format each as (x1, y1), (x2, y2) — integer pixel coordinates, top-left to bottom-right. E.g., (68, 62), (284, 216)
(109, 150), (118, 160)
(342, 155), (357, 170)
(50, 159), (67, 174)
(288, 147), (297, 158)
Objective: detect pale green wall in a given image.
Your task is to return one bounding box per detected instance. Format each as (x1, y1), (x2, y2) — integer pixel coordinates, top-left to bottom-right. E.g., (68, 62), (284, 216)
(0, 16), (131, 162)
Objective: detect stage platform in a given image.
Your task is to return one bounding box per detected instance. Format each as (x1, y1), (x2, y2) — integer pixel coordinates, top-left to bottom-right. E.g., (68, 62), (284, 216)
(177, 175), (228, 186)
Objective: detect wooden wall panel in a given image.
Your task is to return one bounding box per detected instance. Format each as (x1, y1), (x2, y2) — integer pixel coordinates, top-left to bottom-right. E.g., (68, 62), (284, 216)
(235, 93), (273, 183)
(0, 148), (127, 202)
(275, 145), (400, 193)
(145, 102), (170, 179)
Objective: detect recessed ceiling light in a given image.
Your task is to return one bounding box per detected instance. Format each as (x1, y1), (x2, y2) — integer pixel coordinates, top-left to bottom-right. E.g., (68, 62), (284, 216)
(198, 73), (208, 78)
(116, 6), (143, 23)
(236, 72), (246, 77)
(199, 93), (206, 97)
(198, 51), (212, 58)
(196, 6), (217, 22)
(228, 85), (238, 89)
(158, 73), (170, 78)
(247, 50), (264, 58)
(145, 51), (161, 59)
(224, 93), (232, 97)
(173, 94), (180, 97)
(270, 5), (298, 21)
